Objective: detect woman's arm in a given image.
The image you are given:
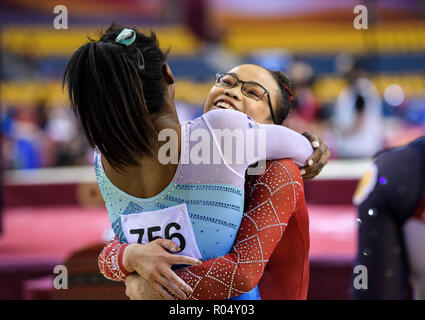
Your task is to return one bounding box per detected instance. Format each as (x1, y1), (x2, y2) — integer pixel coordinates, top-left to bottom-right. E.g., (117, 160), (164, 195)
(201, 109), (314, 169)
(125, 273), (163, 300)
(98, 237), (201, 300)
(98, 236), (130, 282)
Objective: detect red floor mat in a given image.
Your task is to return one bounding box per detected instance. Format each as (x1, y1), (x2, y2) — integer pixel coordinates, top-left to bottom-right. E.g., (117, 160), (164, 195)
(0, 204), (357, 262)
(0, 204), (358, 299)
(0, 206), (110, 263)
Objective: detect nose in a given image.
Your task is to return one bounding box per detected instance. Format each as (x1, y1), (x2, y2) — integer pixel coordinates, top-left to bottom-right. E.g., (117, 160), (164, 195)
(223, 86), (242, 101)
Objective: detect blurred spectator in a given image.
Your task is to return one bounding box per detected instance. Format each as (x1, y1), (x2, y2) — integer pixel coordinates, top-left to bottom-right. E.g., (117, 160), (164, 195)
(1, 2), (425, 167)
(289, 61), (320, 124)
(45, 107), (89, 166)
(1, 104), (92, 169)
(331, 58), (383, 158)
(181, 0), (242, 72)
(2, 107), (46, 169)
(285, 61), (327, 138)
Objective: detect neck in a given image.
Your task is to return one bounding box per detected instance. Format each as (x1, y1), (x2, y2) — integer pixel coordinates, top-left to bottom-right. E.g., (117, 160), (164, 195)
(102, 100), (181, 198)
(150, 104), (180, 137)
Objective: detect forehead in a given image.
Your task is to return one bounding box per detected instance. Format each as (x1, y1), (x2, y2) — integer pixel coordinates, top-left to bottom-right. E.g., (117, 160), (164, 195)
(227, 64), (279, 93)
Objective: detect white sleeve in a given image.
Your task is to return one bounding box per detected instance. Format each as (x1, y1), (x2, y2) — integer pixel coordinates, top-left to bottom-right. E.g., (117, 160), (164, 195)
(256, 122), (314, 167)
(202, 109), (313, 168)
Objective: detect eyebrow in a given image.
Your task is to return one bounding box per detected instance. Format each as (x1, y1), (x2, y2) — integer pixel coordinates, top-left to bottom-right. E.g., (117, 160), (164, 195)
(228, 72), (265, 88)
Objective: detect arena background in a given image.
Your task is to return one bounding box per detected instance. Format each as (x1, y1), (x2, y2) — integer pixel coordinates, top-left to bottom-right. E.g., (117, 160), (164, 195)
(1, 0), (424, 300)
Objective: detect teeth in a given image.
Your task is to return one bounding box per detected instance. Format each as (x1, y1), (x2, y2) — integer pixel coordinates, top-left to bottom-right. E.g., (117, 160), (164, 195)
(215, 101), (235, 110)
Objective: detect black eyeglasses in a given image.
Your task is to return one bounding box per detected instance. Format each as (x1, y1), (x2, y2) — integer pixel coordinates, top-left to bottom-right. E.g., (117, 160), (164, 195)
(215, 73), (277, 124)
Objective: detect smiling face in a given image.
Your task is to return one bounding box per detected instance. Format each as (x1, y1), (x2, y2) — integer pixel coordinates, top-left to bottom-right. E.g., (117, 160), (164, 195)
(203, 64), (281, 124)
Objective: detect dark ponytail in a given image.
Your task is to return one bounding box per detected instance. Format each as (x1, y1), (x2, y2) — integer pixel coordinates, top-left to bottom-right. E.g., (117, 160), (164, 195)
(63, 23), (168, 170)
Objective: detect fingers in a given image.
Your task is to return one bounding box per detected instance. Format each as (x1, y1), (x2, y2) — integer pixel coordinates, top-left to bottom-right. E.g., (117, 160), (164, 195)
(155, 239), (202, 265)
(308, 136), (327, 164)
(302, 149), (329, 180)
(300, 152), (319, 178)
(162, 267), (193, 297)
(308, 145), (323, 165)
(301, 133), (330, 180)
(302, 132), (320, 149)
(300, 166), (313, 180)
(125, 273), (167, 300)
(125, 274), (137, 300)
(156, 238), (180, 253)
(314, 140), (330, 169)
(155, 273), (186, 300)
(165, 253), (202, 266)
(153, 282), (176, 300)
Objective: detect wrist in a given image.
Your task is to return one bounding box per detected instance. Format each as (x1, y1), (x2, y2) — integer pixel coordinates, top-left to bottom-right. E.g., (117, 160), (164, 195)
(122, 243), (139, 274)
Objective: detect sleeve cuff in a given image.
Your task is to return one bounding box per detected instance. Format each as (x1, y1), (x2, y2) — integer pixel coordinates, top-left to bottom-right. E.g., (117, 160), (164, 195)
(117, 243), (132, 276)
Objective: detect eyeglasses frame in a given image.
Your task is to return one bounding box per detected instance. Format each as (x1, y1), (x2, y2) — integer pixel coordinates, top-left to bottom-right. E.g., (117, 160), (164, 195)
(215, 73), (277, 124)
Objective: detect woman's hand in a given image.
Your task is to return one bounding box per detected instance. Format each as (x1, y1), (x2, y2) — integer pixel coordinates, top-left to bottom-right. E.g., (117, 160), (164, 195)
(125, 273), (164, 300)
(300, 132), (331, 180)
(122, 238), (201, 300)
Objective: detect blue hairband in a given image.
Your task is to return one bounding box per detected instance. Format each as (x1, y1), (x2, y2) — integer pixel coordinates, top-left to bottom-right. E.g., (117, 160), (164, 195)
(115, 28), (145, 70)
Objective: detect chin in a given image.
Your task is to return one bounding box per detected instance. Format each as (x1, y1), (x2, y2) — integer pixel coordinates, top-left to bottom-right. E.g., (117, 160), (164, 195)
(203, 105), (214, 113)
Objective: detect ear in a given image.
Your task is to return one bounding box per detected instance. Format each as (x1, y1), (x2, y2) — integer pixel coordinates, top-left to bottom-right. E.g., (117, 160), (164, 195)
(162, 63), (175, 85)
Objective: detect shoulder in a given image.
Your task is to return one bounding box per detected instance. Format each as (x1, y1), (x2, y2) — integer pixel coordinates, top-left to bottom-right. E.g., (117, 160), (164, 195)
(245, 159), (305, 215)
(357, 137), (425, 216)
(266, 159), (303, 184)
(201, 109), (256, 130)
(375, 138), (424, 177)
(248, 159), (304, 195)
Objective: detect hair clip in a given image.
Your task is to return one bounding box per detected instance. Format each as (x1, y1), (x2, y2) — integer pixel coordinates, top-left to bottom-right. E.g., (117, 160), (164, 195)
(115, 28), (136, 46)
(284, 84), (294, 101)
(136, 48), (145, 71)
(115, 28), (145, 71)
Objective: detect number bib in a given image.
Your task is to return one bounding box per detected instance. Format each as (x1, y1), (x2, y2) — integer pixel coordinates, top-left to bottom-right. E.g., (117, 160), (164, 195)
(120, 203), (202, 260)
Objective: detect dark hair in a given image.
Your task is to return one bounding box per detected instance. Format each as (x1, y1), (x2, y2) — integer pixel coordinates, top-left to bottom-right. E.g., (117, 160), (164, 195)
(63, 23), (168, 170)
(268, 70), (295, 125)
